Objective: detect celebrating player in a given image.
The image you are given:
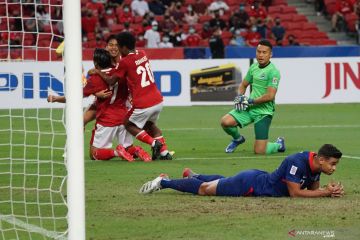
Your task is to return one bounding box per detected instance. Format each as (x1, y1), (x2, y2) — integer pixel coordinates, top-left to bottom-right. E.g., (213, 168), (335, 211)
(140, 144), (345, 198)
(96, 32), (172, 160)
(220, 39), (284, 155)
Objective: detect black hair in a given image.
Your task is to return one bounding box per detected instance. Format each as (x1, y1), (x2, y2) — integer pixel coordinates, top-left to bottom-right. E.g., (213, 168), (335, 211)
(318, 144), (342, 159)
(117, 31), (136, 50)
(93, 48), (112, 69)
(106, 34), (118, 44)
(258, 39), (273, 50)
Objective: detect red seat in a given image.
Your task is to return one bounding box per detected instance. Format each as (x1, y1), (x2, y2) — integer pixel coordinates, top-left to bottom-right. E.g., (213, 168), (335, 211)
(281, 6), (297, 14)
(301, 22), (318, 31)
(291, 14), (307, 23)
(278, 14), (293, 22)
(268, 6), (282, 15)
(285, 22), (303, 31)
(272, 0), (288, 6)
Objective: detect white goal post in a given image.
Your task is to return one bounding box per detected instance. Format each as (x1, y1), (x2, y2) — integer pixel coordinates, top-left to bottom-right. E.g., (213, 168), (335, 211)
(63, 0), (85, 239)
(0, 0), (85, 239)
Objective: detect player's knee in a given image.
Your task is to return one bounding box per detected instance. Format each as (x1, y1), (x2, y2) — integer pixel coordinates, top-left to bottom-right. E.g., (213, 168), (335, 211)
(198, 183), (210, 196)
(220, 115), (234, 127)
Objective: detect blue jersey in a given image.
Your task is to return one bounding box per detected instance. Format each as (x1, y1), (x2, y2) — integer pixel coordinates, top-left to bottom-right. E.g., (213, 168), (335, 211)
(255, 151), (320, 197)
(216, 151), (321, 197)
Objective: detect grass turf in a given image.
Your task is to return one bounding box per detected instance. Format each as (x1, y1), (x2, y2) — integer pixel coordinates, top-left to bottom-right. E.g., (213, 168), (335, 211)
(1, 104), (360, 239)
(84, 104), (360, 240)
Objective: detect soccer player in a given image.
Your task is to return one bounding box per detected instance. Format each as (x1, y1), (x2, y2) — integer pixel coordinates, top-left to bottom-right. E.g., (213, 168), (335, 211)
(140, 144), (345, 198)
(95, 32), (172, 160)
(220, 39), (284, 154)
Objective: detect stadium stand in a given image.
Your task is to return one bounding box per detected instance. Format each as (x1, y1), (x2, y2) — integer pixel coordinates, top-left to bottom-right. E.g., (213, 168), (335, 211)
(0, 0), (358, 61)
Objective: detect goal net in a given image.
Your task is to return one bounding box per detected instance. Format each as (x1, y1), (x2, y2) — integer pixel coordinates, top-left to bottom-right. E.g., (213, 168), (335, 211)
(0, 0), (82, 239)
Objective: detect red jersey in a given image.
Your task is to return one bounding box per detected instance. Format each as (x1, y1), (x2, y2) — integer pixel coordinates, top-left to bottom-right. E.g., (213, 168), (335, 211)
(114, 50), (163, 109)
(83, 68), (129, 127)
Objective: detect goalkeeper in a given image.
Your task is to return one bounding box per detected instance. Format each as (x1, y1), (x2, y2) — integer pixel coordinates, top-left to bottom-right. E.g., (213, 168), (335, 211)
(220, 39), (284, 154)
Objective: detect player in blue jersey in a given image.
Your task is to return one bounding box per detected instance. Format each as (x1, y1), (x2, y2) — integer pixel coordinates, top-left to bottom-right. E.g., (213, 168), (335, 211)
(139, 144), (344, 198)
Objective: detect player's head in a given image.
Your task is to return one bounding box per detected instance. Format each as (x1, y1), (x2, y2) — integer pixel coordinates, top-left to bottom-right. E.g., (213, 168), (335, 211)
(106, 34), (120, 59)
(256, 39), (272, 67)
(93, 48), (112, 70)
(317, 144), (342, 175)
(116, 31), (136, 55)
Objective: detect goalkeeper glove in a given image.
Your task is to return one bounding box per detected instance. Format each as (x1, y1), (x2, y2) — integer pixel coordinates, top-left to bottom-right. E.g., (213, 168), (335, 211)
(234, 95), (254, 111)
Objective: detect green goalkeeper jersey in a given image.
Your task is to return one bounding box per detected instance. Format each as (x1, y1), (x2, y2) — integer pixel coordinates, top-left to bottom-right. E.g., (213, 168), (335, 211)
(244, 62), (280, 116)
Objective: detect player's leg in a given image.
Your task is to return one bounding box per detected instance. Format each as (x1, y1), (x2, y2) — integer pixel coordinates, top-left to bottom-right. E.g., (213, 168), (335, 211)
(117, 125), (152, 162)
(139, 174), (220, 196)
(144, 121), (172, 160)
(83, 104), (96, 127)
(220, 110), (251, 153)
(90, 124), (133, 161)
(183, 168), (225, 182)
(253, 115), (285, 154)
(126, 107), (159, 147)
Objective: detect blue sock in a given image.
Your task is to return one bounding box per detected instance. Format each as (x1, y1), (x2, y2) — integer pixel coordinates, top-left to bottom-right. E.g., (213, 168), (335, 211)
(160, 178), (203, 194)
(195, 174), (225, 182)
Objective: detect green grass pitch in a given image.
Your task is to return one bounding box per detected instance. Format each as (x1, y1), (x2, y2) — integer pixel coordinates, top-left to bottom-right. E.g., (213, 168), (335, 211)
(1, 103), (360, 239)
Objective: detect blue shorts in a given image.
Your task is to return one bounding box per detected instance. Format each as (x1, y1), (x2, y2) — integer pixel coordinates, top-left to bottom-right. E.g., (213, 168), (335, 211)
(216, 169), (267, 197)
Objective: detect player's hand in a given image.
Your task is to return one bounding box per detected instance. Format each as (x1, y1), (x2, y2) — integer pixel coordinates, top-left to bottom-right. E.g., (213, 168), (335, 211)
(234, 95), (249, 111)
(326, 182), (344, 198)
(87, 68), (98, 75)
(47, 95), (56, 103)
(95, 89), (112, 99)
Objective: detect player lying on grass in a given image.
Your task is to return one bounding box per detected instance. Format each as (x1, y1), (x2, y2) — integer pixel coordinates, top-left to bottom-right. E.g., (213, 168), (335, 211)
(140, 144), (344, 198)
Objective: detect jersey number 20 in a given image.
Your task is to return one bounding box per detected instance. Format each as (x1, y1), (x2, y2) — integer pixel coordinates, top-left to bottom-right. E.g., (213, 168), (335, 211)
(137, 62), (155, 88)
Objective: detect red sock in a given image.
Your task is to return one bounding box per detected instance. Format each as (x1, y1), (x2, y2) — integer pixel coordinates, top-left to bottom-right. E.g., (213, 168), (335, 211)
(126, 145), (137, 155)
(136, 130), (154, 146)
(92, 148), (115, 160)
(155, 136), (168, 154)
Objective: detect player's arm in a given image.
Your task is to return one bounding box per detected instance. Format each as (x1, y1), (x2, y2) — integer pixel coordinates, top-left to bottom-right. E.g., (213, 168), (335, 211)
(88, 68), (119, 86)
(286, 181), (344, 198)
(250, 86), (277, 105)
(47, 95), (66, 103)
(94, 89), (112, 99)
(237, 80), (249, 95)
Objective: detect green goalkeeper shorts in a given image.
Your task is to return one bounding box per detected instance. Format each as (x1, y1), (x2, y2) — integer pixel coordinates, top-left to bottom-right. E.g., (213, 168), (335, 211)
(228, 109), (273, 140)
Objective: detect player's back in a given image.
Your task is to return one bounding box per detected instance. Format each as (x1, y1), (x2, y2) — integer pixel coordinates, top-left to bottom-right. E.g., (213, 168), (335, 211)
(118, 50), (163, 109)
(84, 69), (128, 126)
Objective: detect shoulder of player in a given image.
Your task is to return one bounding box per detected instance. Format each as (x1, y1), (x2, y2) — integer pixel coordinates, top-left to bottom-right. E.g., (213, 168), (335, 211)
(284, 152), (308, 168)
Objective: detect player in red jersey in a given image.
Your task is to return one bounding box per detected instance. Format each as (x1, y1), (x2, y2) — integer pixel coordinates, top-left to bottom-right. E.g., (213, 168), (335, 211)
(82, 48), (135, 161)
(96, 32), (172, 160)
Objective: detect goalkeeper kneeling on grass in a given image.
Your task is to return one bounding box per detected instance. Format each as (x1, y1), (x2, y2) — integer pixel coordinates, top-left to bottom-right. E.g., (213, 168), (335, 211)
(220, 39), (284, 154)
(140, 144), (345, 198)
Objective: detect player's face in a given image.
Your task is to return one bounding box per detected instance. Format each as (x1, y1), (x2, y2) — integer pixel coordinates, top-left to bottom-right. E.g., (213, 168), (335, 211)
(319, 157), (339, 175)
(106, 39), (120, 58)
(256, 44), (272, 66)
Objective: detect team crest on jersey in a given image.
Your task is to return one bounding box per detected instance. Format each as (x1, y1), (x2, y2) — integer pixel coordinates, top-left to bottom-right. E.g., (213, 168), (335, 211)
(290, 165), (298, 175)
(260, 73), (265, 80)
(272, 77), (278, 84)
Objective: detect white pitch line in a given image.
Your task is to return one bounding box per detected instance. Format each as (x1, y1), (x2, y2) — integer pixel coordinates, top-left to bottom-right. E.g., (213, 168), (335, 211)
(0, 214), (67, 240)
(169, 155), (287, 161)
(162, 125), (360, 131)
(343, 155), (360, 160)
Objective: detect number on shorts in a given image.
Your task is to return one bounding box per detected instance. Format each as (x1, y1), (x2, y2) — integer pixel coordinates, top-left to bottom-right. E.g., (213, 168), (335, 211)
(137, 62), (155, 88)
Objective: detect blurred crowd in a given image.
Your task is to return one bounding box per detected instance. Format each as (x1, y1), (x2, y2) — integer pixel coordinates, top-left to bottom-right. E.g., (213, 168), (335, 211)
(1, 0), (359, 51)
